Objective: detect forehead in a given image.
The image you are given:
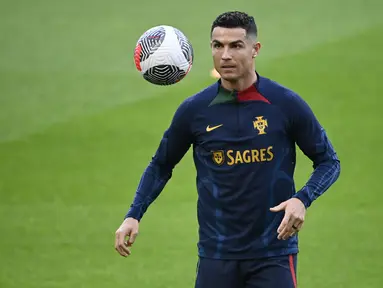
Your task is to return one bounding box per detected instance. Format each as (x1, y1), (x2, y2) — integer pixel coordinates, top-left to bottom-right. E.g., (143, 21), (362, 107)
(211, 27), (247, 42)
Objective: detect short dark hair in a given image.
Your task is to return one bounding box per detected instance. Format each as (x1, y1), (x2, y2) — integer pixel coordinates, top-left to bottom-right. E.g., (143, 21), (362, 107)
(211, 11), (257, 38)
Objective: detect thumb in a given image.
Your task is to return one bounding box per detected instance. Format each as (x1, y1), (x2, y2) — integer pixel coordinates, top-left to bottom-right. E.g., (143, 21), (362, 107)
(128, 229), (139, 245)
(270, 201), (287, 212)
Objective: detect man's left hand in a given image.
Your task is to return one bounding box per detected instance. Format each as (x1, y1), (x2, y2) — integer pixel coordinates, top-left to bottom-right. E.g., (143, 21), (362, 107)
(270, 198), (306, 240)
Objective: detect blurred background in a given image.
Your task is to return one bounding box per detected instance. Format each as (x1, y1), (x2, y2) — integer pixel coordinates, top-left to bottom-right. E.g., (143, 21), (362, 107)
(0, 0), (382, 287)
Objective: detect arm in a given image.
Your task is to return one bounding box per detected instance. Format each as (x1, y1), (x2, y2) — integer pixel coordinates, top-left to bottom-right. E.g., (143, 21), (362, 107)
(289, 92), (341, 208)
(125, 98), (194, 221)
(270, 91), (341, 240)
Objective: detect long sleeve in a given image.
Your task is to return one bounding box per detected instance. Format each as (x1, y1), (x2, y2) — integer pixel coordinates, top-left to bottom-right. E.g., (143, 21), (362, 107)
(125, 98), (194, 221)
(288, 92), (341, 208)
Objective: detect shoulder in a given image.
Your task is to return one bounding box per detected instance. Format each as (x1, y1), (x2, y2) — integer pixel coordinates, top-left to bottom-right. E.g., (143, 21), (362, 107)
(258, 75), (301, 105)
(257, 75), (313, 115)
(176, 81), (219, 112)
(171, 81), (219, 123)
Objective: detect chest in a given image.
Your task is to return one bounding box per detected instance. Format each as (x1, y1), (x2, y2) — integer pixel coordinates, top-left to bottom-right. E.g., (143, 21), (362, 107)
(192, 102), (290, 150)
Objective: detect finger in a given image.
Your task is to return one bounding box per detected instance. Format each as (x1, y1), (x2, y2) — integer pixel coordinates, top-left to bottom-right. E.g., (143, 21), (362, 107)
(286, 221), (303, 238)
(116, 245), (130, 257)
(292, 222), (300, 231)
(114, 230), (120, 251)
(290, 221), (301, 234)
(115, 240), (129, 257)
(289, 229), (299, 238)
(296, 221), (304, 230)
(115, 237), (129, 257)
(128, 230), (139, 245)
(282, 219), (303, 240)
(119, 241), (131, 256)
(115, 229), (131, 257)
(277, 213), (291, 234)
(270, 201), (287, 212)
(114, 230), (125, 256)
(278, 216), (296, 240)
(291, 220), (304, 236)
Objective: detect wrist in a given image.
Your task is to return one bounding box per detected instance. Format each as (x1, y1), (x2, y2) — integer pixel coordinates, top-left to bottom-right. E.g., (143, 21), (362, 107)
(124, 207), (142, 221)
(292, 187), (311, 208)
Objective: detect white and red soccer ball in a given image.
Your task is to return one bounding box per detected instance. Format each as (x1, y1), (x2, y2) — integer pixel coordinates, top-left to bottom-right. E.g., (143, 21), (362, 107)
(134, 25), (194, 85)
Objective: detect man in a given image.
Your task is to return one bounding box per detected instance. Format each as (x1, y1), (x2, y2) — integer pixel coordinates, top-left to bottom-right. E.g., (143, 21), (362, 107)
(115, 11), (340, 288)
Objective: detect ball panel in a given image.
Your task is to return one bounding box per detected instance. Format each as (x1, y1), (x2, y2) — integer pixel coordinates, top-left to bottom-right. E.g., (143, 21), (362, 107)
(138, 26), (166, 62)
(174, 28), (194, 64)
(134, 43), (142, 71)
(143, 65), (186, 85)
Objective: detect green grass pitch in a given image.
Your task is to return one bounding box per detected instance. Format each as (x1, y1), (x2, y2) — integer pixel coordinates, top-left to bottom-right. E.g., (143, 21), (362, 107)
(0, 0), (382, 287)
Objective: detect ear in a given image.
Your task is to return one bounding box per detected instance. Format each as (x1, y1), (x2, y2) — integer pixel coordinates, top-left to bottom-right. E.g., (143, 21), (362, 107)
(252, 42), (261, 58)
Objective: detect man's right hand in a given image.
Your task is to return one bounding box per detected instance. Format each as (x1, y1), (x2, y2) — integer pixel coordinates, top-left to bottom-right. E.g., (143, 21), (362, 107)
(115, 217), (139, 257)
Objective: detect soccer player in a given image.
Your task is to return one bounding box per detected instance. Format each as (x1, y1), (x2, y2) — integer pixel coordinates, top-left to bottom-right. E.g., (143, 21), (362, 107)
(115, 11), (341, 288)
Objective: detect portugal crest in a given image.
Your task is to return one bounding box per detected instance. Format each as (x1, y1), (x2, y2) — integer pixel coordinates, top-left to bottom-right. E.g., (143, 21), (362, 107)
(253, 116), (268, 135)
(212, 150), (225, 165)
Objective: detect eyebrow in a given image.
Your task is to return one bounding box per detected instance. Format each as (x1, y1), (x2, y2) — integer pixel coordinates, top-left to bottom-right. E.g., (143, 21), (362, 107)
(212, 40), (245, 45)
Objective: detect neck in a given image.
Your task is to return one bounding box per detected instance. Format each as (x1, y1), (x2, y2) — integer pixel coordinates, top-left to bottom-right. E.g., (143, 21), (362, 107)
(221, 70), (257, 91)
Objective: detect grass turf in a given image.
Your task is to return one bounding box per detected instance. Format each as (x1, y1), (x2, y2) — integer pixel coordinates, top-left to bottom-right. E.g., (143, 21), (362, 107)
(1, 0), (382, 287)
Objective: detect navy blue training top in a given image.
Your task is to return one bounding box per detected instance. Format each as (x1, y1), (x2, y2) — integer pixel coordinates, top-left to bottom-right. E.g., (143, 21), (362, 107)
(125, 72), (341, 260)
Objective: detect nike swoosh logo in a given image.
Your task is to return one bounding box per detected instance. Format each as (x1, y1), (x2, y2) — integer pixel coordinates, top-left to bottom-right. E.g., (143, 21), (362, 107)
(206, 124), (223, 132)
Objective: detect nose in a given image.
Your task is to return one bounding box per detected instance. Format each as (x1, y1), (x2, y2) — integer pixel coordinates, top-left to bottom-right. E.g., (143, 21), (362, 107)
(221, 47), (232, 60)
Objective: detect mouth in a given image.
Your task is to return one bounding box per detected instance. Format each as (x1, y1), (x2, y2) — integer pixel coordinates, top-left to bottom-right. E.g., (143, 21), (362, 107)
(221, 65), (236, 69)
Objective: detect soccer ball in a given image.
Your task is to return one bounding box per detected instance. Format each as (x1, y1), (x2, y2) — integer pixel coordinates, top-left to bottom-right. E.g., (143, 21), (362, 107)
(134, 25), (194, 85)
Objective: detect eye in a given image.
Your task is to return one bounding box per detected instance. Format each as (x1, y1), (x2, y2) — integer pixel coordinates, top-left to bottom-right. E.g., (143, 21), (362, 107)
(213, 42), (222, 48)
(232, 43), (242, 49)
